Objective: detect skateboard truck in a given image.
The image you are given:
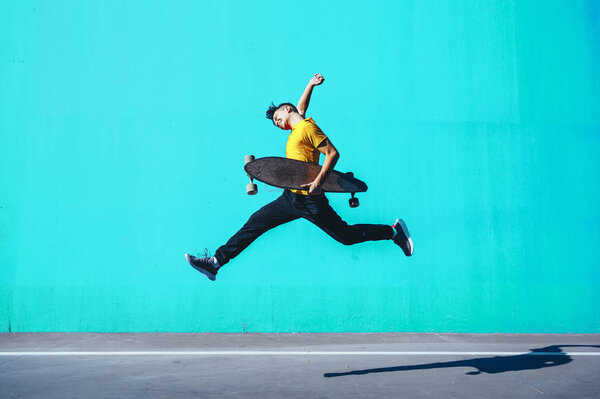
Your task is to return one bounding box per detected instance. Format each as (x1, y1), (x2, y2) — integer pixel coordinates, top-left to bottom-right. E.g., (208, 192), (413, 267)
(349, 192), (359, 208)
(244, 155), (258, 195)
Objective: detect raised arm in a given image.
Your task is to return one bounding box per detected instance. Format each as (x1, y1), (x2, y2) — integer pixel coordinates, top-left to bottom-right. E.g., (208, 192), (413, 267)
(296, 73), (324, 118)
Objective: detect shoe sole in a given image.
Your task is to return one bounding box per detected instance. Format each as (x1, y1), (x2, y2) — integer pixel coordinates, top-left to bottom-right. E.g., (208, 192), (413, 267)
(394, 219), (414, 257)
(185, 253), (216, 281)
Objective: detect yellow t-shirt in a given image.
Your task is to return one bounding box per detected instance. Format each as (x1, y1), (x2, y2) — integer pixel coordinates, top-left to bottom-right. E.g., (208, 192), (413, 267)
(285, 117), (328, 195)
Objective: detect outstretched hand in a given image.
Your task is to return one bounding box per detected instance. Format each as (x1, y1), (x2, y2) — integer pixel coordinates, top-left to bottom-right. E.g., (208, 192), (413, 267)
(309, 73), (325, 87)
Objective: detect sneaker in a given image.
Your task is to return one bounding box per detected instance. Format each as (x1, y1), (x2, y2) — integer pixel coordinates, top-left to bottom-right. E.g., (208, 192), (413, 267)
(392, 219), (413, 256)
(185, 250), (219, 281)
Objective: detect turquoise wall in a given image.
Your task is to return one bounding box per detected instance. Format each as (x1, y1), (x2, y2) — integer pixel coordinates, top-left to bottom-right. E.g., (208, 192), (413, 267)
(1, 0), (599, 333)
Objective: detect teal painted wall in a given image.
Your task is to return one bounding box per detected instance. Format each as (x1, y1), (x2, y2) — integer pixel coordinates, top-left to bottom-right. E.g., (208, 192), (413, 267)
(1, 0), (599, 333)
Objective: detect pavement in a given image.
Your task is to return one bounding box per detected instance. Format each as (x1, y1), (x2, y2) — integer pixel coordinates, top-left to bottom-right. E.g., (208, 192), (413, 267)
(1, 333), (599, 398)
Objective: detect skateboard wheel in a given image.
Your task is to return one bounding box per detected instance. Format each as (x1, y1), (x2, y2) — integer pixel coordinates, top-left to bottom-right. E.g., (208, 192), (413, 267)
(246, 183), (258, 195)
(244, 155), (255, 165)
(349, 197), (359, 208)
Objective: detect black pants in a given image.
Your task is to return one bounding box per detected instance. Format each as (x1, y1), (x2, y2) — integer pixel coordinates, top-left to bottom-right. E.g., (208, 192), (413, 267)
(214, 190), (393, 266)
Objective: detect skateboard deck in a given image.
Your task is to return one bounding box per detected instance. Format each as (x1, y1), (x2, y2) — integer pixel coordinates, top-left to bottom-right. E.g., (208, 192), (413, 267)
(244, 156), (368, 193)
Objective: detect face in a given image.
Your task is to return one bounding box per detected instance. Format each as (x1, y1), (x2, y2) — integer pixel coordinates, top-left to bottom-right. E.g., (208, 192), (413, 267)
(272, 106), (291, 130)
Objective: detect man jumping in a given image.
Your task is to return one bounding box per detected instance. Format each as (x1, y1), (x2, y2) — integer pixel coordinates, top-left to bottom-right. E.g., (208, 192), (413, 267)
(185, 73), (413, 281)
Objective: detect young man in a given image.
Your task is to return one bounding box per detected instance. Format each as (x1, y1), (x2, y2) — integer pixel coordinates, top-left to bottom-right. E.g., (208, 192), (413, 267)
(185, 73), (413, 281)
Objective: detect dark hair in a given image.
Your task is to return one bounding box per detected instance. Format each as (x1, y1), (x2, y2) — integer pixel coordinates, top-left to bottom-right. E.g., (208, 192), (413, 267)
(266, 102), (297, 124)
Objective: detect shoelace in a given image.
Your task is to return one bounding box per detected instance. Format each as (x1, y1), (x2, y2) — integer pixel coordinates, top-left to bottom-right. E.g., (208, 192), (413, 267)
(199, 248), (213, 259)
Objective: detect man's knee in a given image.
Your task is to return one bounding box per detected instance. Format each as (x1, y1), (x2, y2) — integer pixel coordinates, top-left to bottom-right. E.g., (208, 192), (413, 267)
(334, 228), (365, 245)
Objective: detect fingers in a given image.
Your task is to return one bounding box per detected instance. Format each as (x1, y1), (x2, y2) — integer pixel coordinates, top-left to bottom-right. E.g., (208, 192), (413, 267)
(312, 73), (324, 85)
(300, 181), (322, 193)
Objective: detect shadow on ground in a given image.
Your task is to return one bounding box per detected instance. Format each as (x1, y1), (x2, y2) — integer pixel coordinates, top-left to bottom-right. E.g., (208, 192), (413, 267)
(324, 345), (600, 378)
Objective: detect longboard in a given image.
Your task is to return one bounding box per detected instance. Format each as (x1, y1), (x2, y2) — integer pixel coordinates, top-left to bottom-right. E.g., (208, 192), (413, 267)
(243, 155), (367, 207)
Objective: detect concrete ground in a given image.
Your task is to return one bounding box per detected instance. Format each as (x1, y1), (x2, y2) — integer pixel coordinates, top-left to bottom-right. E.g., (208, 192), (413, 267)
(1, 333), (599, 398)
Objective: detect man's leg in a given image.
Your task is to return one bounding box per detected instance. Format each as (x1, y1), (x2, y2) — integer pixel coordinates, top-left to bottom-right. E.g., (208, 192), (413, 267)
(214, 191), (299, 266)
(295, 194), (393, 245)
